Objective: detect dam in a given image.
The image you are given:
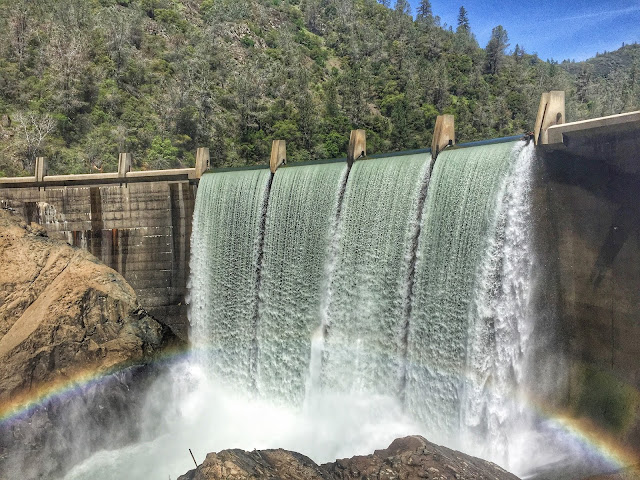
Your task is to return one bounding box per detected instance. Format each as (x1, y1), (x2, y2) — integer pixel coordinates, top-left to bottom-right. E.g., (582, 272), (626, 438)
(1, 93), (640, 477)
(0, 150), (210, 339)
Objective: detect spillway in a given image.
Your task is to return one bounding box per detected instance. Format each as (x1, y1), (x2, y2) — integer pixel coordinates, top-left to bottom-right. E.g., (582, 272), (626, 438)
(321, 153), (430, 397)
(189, 169), (272, 391)
(188, 142), (535, 441)
(460, 143), (535, 467)
(65, 140), (562, 480)
(256, 162), (348, 403)
(188, 143), (534, 453)
(404, 141), (519, 445)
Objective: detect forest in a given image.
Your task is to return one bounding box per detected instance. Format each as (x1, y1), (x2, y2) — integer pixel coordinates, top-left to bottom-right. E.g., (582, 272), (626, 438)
(0, 0), (639, 175)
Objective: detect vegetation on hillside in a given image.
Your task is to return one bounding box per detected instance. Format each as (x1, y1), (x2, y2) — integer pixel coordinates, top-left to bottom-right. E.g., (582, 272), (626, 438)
(0, 0), (638, 176)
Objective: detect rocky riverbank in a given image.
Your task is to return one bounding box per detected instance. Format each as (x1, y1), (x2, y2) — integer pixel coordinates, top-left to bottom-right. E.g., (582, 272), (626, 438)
(178, 436), (520, 480)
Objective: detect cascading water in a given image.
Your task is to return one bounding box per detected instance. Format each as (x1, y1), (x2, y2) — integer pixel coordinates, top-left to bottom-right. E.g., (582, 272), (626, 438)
(405, 141), (518, 446)
(63, 141), (584, 480)
(256, 162), (347, 403)
(188, 169), (272, 391)
(321, 153), (430, 396)
(460, 142), (536, 468)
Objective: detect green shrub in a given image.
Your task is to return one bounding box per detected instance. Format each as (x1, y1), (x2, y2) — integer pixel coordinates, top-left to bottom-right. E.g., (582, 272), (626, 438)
(241, 36), (255, 48)
(146, 137), (179, 170)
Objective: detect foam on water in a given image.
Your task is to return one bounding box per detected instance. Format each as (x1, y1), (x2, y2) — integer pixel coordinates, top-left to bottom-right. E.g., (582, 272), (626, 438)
(64, 360), (420, 480)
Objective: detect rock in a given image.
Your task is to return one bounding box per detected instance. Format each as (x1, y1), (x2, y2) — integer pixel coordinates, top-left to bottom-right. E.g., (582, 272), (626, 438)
(26, 221), (47, 236)
(0, 208), (183, 479)
(178, 436), (520, 480)
(0, 209), (180, 404)
(178, 449), (332, 480)
(324, 436), (518, 480)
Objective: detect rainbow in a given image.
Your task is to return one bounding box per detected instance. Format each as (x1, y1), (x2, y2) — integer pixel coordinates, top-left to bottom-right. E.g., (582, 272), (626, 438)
(0, 345), (191, 427)
(1, 344), (638, 477)
(509, 386), (640, 475)
(458, 362), (640, 474)
(542, 413), (640, 475)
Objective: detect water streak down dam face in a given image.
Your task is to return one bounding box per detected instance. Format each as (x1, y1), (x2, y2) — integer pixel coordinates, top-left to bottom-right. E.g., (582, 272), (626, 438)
(189, 141), (537, 468)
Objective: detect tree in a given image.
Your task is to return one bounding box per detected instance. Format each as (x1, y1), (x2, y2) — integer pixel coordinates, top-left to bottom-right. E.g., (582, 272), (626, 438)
(15, 111), (56, 169)
(6, 0), (30, 68)
(146, 136), (179, 169)
(513, 44), (524, 61)
(416, 0), (433, 24)
(394, 0), (411, 16)
(457, 6), (470, 34)
(485, 25), (509, 75)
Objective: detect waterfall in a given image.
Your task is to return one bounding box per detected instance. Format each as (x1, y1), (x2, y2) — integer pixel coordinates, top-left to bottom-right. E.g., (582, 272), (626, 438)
(321, 153), (431, 397)
(460, 142), (535, 467)
(188, 169), (272, 392)
(404, 141), (519, 446)
(190, 143), (536, 461)
(256, 162), (347, 403)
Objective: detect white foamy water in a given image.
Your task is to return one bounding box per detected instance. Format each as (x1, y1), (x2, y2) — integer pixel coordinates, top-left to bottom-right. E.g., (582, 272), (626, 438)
(461, 142), (536, 470)
(64, 360), (419, 480)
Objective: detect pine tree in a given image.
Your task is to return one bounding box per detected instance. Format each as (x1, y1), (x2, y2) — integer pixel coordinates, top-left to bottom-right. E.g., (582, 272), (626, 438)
(394, 0), (411, 16)
(416, 0), (433, 24)
(513, 43), (525, 62)
(457, 6), (470, 33)
(485, 25), (509, 74)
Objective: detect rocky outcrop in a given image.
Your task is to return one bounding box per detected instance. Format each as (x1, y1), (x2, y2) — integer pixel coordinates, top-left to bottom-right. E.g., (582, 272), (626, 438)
(0, 209), (178, 403)
(178, 436), (520, 480)
(0, 208), (182, 479)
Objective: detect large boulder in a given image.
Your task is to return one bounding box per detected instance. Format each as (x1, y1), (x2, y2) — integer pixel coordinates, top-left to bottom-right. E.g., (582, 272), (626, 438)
(0, 209), (181, 479)
(178, 436), (520, 480)
(0, 209), (178, 403)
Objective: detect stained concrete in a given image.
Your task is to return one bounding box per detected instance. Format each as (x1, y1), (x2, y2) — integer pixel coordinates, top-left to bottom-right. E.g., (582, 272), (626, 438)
(0, 180), (196, 339)
(535, 133), (640, 452)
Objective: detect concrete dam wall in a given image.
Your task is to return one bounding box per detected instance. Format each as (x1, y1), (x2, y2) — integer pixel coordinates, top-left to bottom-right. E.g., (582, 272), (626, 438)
(536, 120), (640, 449)
(0, 164), (204, 339)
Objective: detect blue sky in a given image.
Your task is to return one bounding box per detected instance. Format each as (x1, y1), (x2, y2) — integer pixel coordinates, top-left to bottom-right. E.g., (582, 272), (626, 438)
(408, 0), (640, 61)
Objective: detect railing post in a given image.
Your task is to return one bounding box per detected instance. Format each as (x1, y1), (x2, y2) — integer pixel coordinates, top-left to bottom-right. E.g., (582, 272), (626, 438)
(347, 129), (367, 167)
(195, 147), (210, 178)
(35, 157), (47, 182)
(534, 91), (565, 145)
(431, 115), (455, 162)
(118, 153), (132, 177)
(270, 140), (286, 173)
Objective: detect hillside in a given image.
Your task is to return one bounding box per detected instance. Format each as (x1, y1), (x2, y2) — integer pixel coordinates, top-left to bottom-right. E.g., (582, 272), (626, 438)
(561, 43), (640, 114)
(0, 0), (639, 176)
